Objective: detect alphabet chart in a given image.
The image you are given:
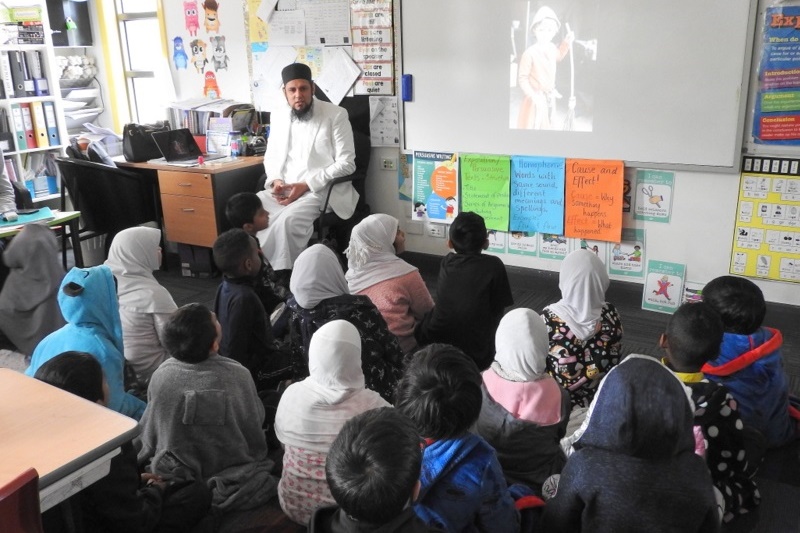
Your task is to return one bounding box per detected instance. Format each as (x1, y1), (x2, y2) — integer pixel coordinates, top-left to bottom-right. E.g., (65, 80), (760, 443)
(730, 156), (800, 283)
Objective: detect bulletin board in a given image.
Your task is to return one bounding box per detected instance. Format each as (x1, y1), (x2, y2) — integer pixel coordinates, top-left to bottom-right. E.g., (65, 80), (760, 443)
(730, 156), (800, 283)
(399, 0), (757, 172)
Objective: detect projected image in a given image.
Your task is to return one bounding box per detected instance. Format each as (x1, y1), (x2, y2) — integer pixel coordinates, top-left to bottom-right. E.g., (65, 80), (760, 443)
(510, 1), (598, 132)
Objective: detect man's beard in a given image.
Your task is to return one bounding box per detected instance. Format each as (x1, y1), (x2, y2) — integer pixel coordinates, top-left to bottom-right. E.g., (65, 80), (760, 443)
(291, 100), (313, 120)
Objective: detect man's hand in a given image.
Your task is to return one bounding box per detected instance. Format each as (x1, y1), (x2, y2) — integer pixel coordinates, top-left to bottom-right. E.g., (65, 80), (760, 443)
(270, 179), (287, 200)
(276, 182), (310, 206)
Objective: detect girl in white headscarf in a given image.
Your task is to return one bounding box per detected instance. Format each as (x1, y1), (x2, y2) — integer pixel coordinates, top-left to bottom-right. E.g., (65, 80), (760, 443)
(288, 244), (405, 402)
(543, 249), (623, 408)
(0, 223), (65, 355)
(475, 308), (570, 492)
(345, 214), (434, 354)
(275, 320), (389, 525)
(105, 227), (177, 386)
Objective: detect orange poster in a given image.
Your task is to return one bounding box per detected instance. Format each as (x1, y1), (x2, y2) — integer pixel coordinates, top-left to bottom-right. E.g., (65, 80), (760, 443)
(564, 159), (624, 242)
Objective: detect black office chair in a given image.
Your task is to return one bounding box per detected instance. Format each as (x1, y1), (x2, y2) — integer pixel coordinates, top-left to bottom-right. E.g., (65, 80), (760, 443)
(56, 157), (159, 268)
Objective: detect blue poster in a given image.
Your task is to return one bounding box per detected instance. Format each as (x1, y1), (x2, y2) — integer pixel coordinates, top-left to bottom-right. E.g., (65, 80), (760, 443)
(509, 156), (565, 234)
(412, 151), (459, 224)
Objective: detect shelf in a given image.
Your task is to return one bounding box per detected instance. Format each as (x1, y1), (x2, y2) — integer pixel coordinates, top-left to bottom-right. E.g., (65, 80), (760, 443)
(5, 144), (66, 156)
(1, 95), (58, 104)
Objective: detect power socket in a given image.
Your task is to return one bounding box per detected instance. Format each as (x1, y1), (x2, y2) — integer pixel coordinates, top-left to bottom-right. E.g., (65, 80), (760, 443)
(426, 223), (445, 238)
(381, 158), (397, 170)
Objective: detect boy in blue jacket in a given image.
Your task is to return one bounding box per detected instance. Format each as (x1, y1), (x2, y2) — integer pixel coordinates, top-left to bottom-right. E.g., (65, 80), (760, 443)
(701, 275), (799, 448)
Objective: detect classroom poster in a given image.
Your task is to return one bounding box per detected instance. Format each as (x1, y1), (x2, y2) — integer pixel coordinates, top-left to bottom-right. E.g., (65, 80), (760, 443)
(633, 170), (674, 223)
(729, 156), (800, 283)
(642, 260), (685, 314)
(399, 153), (412, 202)
(509, 156), (565, 234)
(753, 6), (800, 145)
(351, 0), (394, 95)
(368, 96), (400, 146)
(575, 238), (607, 266)
(412, 151), (459, 224)
(564, 159), (623, 243)
(461, 154), (511, 232)
(508, 231), (538, 256)
(608, 228), (645, 278)
(538, 234), (569, 260)
(622, 173), (632, 213)
(487, 230), (507, 253)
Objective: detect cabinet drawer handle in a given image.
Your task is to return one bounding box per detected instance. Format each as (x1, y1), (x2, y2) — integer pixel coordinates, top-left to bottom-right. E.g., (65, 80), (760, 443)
(181, 208), (195, 213)
(178, 183), (193, 187)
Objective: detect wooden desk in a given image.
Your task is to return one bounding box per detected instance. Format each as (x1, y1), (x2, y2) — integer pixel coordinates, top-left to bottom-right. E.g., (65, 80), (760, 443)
(0, 369), (139, 511)
(0, 211), (84, 268)
(116, 157), (264, 248)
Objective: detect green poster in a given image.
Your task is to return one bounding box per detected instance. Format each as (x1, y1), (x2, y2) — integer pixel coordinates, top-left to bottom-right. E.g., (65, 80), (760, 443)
(608, 228), (645, 278)
(642, 260), (686, 314)
(460, 154), (511, 231)
(634, 169), (674, 223)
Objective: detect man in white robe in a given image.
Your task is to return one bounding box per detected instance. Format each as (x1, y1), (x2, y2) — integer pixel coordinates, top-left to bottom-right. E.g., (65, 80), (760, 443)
(256, 63), (357, 277)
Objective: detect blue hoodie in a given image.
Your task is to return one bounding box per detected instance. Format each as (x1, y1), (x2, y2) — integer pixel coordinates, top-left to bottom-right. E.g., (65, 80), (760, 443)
(26, 266), (146, 420)
(414, 432), (519, 532)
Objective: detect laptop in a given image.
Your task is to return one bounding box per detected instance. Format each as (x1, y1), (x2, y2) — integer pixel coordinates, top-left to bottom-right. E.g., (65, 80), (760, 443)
(150, 128), (227, 166)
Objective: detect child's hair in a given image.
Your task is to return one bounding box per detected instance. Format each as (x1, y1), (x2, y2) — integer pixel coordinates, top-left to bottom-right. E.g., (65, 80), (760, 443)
(326, 408), (422, 525)
(34, 351), (104, 403)
(702, 276), (766, 335)
(212, 228), (253, 276)
(395, 343), (482, 439)
(666, 303), (724, 371)
(163, 303), (216, 363)
(449, 211), (487, 254)
(225, 192), (262, 229)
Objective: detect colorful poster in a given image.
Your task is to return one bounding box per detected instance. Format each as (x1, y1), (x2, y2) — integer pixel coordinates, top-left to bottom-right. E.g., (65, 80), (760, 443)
(575, 239), (607, 266)
(730, 156), (800, 283)
(538, 234), (569, 260)
(351, 0), (394, 95)
(487, 230), (507, 253)
(608, 228), (645, 278)
(509, 156), (565, 234)
(753, 6), (800, 145)
(412, 151), (459, 224)
(642, 260), (685, 314)
(508, 231), (538, 256)
(461, 154), (511, 232)
(564, 159), (623, 243)
(634, 169), (674, 223)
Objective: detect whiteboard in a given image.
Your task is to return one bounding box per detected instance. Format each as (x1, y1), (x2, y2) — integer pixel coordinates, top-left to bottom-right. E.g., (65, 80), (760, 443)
(400, 0), (757, 172)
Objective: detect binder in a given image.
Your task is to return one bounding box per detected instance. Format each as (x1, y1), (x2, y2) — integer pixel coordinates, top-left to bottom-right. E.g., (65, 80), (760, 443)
(25, 50), (48, 95)
(9, 103), (26, 151)
(0, 53), (14, 100)
(19, 103), (37, 149)
(0, 108), (14, 152)
(4, 157), (18, 183)
(8, 51), (27, 97)
(42, 101), (60, 146)
(29, 101), (48, 148)
(19, 51), (35, 96)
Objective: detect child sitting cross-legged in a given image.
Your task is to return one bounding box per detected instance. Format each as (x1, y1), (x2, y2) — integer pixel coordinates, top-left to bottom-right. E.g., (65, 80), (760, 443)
(661, 302), (762, 523)
(213, 228), (293, 390)
(310, 407), (442, 532)
(395, 343), (527, 532)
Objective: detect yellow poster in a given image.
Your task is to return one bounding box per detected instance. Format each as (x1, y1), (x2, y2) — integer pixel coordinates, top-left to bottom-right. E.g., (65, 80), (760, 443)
(730, 156), (800, 283)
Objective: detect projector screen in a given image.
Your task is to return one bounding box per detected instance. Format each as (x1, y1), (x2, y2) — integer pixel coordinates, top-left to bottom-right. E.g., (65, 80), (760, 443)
(400, 0), (757, 172)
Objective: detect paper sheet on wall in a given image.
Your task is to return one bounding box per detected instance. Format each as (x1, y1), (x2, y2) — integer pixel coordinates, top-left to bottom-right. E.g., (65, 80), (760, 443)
(299, 0), (352, 46)
(633, 169), (674, 223)
(351, 0), (393, 95)
(509, 156), (565, 234)
(460, 154), (511, 232)
(508, 231), (538, 256)
(564, 159), (623, 242)
(642, 260), (685, 314)
(368, 96), (400, 146)
(730, 156), (800, 283)
(251, 46), (298, 111)
(412, 151), (458, 224)
(268, 10), (306, 46)
(487, 230), (507, 253)
(608, 228), (645, 278)
(315, 47), (360, 104)
(257, 0), (279, 22)
(538, 234), (568, 260)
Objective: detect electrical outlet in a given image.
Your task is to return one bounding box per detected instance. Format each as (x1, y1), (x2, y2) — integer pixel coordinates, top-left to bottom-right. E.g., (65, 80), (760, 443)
(427, 223), (445, 238)
(381, 158), (397, 170)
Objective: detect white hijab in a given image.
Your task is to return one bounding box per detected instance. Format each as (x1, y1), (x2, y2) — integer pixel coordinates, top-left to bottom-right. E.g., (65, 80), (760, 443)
(274, 320), (389, 451)
(104, 227), (177, 313)
(345, 214), (417, 294)
(492, 308), (550, 382)
(290, 244), (350, 309)
(546, 248), (609, 341)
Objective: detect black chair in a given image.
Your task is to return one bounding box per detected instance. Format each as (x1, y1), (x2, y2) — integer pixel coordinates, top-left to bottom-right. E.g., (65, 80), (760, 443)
(56, 157), (159, 268)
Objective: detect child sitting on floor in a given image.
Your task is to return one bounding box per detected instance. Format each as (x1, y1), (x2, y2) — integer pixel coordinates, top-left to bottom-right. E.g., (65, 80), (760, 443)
(701, 275), (799, 448)
(396, 343), (523, 532)
(661, 302), (762, 522)
(225, 192), (290, 329)
(414, 212), (513, 370)
(310, 407), (441, 532)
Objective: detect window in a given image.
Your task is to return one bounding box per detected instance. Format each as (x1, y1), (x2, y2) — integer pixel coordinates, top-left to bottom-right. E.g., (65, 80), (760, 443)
(114, 0), (170, 123)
